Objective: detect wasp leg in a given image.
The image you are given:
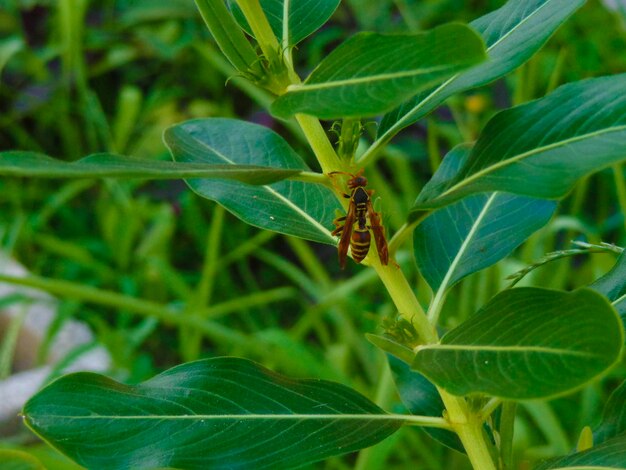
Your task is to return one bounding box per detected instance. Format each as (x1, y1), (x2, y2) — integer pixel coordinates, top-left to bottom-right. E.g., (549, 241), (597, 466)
(332, 216), (346, 236)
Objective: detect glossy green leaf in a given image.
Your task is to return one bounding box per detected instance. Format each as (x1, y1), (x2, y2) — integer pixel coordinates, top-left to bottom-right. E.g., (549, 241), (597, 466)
(594, 380), (626, 444)
(23, 357), (402, 470)
(412, 288), (624, 399)
(535, 434), (626, 469)
(271, 24), (487, 119)
(590, 252), (626, 322)
(414, 145), (556, 292)
(388, 355), (464, 453)
(0, 151), (300, 184)
(228, 0), (341, 46)
(164, 118), (340, 245)
(412, 75), (626, 211)
(372, 0), (585, 159)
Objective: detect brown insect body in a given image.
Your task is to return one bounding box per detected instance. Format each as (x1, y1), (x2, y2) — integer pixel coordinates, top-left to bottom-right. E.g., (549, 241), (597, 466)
(331, 171), (389, 269)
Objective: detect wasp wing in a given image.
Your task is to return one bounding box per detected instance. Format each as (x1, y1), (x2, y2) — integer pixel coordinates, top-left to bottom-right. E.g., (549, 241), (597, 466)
(336, 201), (356, 269)
(368, 201), (389, 265)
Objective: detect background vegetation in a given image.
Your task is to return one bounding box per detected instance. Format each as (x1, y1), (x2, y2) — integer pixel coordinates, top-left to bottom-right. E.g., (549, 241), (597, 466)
(1, 0), (626, 468)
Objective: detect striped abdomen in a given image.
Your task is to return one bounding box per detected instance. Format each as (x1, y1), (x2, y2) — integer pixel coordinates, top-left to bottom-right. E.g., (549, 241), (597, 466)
(350, 227), (371, 263)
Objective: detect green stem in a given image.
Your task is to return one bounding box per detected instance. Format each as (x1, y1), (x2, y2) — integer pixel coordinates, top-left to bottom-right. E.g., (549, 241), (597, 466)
(388, 211), (430, 256)
(235, 0), (280, 60)
(479, 398), (502, 420)
(295, 115), (342, 173)
(372, 261), (433, 342)
(292, 171), (334, 186)
(499, 402), (517, 470)
(281, 38), (495, 470)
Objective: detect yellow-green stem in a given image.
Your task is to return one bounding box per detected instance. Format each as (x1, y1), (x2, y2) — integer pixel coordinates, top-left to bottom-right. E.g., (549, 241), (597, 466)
(295, 114), (342, 173)
(453, 413), (497, 470)
(277, 28), (495, 470)
(235, 0), (280, 60)
(372, 260), (434, 342)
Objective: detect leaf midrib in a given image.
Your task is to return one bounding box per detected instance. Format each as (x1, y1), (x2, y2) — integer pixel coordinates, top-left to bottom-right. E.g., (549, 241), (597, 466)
(185, 131), (333, 241)
(432, 193), (497, 302)
(376, 0), (557, 143)
(437, 124), (626, 202)
(420, 344), (604, 357)
(293, 64), (467, 92)
(30, 413), (404, 421)
(282, 0), (290, 48)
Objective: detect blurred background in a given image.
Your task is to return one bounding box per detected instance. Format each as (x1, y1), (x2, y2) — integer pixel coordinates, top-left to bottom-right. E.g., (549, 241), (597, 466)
(1, 0), (626, 468)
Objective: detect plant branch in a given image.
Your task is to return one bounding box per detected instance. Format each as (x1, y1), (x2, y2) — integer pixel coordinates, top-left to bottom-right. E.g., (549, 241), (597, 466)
(248, 15), (497, 466)
(295, 115), (343, 174)
(388, 211), (430, 256)
(292, 170), (334, 187)
(234, 0), (280, 63)
(479, 398), (502, 420)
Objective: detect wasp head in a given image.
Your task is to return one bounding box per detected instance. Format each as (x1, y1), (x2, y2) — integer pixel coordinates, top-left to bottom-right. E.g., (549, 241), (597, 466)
(347, 175), (368, 189)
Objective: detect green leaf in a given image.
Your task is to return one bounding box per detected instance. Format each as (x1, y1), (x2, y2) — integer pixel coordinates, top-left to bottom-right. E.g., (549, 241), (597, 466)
(164, 118), (340, 245)
(271, 24), (487, 119)
(412, 74), (626, 211)
(535, 434), (626, 469)
(373, 0), (585, 155)
(414, 145), (556, 292)
(590, 252), (626, 323)
(23, 357), (402, 470)
(228, 0), (341, 46)
(594, 380), (626, 445)
(0, 151), (300, 184)
(412, 288), (624, 399)
(388, 356), (464, 453)
(366, 334), (415, 365)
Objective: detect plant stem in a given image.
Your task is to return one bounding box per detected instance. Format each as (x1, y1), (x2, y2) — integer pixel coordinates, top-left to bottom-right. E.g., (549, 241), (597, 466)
(292, 170), (335, 187)
(295, 115), (343, 173)
(371, 261), (495, 468)
(372, 261), (433, 342)
(259, 19), (496, 467)
(499, 402), (517, 470)
(452, 414), (497, 470)
(235, 0), (280, 62)
(388, 211), (430, 256)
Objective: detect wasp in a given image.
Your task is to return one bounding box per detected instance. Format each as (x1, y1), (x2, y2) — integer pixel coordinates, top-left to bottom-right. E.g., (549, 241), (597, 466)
(330, 170), (389, 269)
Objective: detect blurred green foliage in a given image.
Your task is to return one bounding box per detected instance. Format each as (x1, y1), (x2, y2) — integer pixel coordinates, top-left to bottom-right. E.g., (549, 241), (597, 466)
(1, 0), (626, 468)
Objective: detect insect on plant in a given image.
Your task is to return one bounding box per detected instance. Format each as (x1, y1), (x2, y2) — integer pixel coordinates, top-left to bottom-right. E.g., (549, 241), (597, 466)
(330, 170), (389, 269)
(3, 0), (626, 469)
